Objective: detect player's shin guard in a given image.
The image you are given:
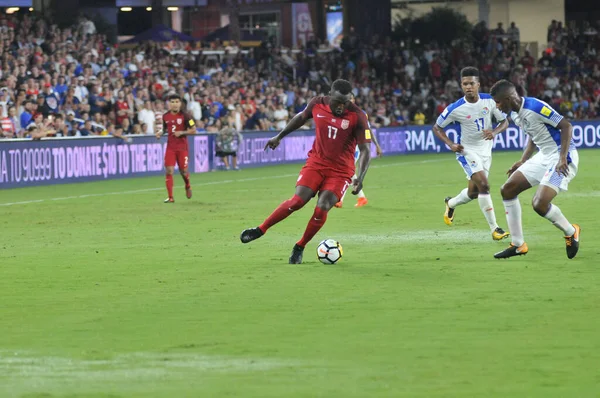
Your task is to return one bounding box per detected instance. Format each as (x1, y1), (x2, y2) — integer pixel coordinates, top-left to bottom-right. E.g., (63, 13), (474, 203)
(478, 193), (498, 231)
(504, 198), (524, 246)
(544, 204), (576, 236)
(259, 194), (306, 233)
(166, 174), (174, 198)
(296, 207), (328, 248)
(448, 188), (472, 208)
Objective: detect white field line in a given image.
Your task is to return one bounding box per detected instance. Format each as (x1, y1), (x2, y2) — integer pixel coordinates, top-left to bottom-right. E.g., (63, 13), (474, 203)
(0, 351), (298, 385)
(0, 158), (449, 207)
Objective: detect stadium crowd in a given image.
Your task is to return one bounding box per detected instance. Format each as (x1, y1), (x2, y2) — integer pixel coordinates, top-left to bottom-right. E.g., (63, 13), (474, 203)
(0, 12), (599, 140)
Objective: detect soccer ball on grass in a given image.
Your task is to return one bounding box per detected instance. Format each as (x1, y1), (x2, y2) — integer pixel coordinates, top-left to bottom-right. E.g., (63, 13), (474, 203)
(317, 239), (343, 264)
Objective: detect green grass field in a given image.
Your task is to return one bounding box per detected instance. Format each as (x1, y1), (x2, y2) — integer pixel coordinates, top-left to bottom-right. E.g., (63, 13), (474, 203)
(1, 150), (599, 398)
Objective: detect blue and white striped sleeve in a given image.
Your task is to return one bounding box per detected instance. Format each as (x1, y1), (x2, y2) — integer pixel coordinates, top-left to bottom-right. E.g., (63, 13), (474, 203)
(436, 107), (454, 128)
(528, 98), (563, 127)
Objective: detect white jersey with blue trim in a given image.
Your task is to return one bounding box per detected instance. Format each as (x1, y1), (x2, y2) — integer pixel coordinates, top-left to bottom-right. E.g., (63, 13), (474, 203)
(510, 97), (573, 156)
(436, 93), (506, 156)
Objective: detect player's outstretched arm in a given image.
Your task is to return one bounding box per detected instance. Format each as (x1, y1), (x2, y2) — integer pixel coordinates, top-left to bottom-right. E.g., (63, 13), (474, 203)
(265, 105), (313, 151)
(370, 130), (383, 157)
(352, 143), (371, 194)
(433, 124), (463, 152)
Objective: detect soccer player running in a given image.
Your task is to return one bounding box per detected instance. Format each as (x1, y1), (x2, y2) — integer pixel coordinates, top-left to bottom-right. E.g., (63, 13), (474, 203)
(157, 94), (196, 203)
(490, 80), (580, 259)
(433, 67), (510, 241)
(334, 93), (383, 208)
(240, 79), (372, 264)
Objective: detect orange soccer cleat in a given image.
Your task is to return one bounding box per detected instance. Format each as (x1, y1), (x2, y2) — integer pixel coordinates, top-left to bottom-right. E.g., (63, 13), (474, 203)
(334, 201), (343, 208)
(355, 197), (368, 207)
(186, 186), (192, 199)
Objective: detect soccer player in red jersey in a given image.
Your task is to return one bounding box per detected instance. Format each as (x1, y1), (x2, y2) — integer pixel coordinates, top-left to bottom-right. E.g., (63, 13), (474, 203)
(240, 80), (372, 264)
(158, 94), (196, 203)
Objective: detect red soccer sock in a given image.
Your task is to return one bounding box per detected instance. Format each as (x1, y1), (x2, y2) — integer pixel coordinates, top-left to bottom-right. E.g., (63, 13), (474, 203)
(296, 207), (328, 248)
(166, 174), (174, 198)
(182, 172), (190, 188)
(259, 195), (306, 233)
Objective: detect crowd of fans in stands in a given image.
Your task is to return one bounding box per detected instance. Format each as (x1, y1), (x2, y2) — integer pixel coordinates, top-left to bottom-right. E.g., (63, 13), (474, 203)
(0, 12), (599, 140)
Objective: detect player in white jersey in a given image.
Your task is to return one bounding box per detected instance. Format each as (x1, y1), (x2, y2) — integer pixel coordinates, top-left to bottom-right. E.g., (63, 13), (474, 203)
(489, 80), (580, 259)
(433, 67), (510, 241)
(335, 93), (382, 208)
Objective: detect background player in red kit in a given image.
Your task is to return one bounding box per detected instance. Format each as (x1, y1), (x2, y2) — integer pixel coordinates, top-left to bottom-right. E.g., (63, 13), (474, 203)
(240, 79), (372, 264)
(157, 94), (196, 203)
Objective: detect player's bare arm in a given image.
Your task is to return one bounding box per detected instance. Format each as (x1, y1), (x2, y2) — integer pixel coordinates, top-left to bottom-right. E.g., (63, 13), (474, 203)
(508, 138), (536, 176)
(555, 118), (573, 177)
(433, 124), (463, 153)
(352, 142), (371, 194)
(371, 131), (383, 157)
(265, 102), (313, 151)
(482, 119), (509, 140)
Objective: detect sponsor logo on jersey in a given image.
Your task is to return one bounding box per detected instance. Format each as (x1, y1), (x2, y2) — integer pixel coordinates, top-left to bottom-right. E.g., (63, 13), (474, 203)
(482, 107), (490, 115)
(332, 119), (336, 123)
(540, 106), (552, 117)
(341, 119), (349, 129)
(466, 115), (472, 119)
(365, 129), (372, 140)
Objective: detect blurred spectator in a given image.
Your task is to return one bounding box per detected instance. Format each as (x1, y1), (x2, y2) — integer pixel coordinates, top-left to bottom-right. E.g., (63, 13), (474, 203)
(215, 117), (243, 170)
(137, 100), (155, 135)
(507, 22), (520, 45)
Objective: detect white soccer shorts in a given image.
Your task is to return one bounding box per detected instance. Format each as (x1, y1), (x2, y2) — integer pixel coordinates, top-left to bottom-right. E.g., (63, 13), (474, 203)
(456, 150), (491, 180)
(517, 149), (579, 192)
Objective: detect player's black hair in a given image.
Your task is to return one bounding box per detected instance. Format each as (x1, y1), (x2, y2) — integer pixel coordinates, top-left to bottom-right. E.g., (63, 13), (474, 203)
(168, 94), (182, 101)
(490, 79), (515, 97)
(331, 79), (353, 95)
(460, 66), (479, 79)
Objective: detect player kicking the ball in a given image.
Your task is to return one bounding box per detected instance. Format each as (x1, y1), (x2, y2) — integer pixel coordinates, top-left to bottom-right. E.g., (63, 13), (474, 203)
(433, 67), (510, 241)
(334, 93), (382, 208)
(158, 94), (196, 203)
(490, 80), (580, 259)
(240, 79), (372, 264)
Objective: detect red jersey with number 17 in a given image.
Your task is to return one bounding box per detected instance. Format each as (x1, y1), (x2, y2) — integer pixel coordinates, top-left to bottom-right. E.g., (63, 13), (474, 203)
(163, 111), (195, 151)
(301, 96), (371, 176)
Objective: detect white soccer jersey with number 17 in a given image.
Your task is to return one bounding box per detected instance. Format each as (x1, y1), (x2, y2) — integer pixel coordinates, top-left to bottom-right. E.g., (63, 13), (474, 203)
(436, 93), (506, 156)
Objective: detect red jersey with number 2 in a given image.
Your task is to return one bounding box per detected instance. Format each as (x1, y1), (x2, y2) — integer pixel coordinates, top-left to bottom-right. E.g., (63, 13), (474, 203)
(163, 111), (195, 151)
(301, 96), (371, 177)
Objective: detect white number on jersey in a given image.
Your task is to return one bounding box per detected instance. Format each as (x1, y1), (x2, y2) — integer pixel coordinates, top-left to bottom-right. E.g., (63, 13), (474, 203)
(327, 126), (338, 139)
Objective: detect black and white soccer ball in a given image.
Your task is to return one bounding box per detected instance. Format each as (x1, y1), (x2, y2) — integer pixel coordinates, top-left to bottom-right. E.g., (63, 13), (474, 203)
(317, 239), (343, 264)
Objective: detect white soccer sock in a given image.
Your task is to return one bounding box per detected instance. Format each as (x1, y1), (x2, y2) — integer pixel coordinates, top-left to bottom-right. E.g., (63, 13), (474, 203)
(448, 188), (472, 208)
(504, 199), (524, 246)
(544, 204), (576, 236)
(358, 190), (366, 199)
(340, 188), (348, 203)
(478, 193), (498, 232)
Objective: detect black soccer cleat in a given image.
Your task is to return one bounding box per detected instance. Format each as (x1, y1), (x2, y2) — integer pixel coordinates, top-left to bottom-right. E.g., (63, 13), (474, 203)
(444, 196), (455, 226)
(240, 227), (264, 244)
(289, 244), (304, 264)
(564, 224), (580, 259)
(494, 243), (529, 259)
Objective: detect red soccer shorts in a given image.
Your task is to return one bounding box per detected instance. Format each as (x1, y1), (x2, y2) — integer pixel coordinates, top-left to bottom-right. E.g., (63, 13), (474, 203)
(296, 164), (351, 200)
(164, 148), (189, 170)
